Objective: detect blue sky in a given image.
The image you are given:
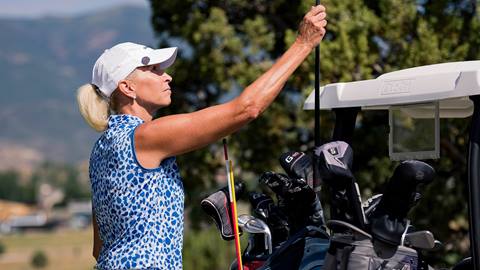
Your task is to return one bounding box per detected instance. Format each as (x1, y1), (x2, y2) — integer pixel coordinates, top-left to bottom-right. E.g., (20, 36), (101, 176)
(0, 0), (149, 18)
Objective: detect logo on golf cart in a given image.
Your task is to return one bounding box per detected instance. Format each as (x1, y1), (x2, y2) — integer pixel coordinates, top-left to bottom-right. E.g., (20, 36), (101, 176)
(381, 79), (413, 95)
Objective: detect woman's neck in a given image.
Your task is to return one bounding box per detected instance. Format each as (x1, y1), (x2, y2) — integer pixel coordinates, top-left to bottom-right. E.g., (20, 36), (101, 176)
(118, 103), (154, 122)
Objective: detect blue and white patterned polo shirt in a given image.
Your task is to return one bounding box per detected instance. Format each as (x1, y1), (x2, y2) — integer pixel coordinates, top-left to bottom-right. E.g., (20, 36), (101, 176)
(89, 114), (185, 270)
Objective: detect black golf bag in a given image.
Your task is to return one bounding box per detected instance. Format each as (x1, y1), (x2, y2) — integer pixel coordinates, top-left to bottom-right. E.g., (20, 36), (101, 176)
(317, 141), (435, 270)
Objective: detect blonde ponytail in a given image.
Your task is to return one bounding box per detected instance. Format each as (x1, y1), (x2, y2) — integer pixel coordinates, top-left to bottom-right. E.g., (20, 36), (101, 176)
(76, 84), (110, 132)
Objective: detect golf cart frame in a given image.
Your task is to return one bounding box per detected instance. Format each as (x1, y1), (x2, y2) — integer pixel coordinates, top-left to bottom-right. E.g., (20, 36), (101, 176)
(304, 61), (480, 269)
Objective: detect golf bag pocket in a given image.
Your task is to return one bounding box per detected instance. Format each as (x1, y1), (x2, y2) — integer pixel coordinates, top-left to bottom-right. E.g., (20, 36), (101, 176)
(324, 235), (418, 270)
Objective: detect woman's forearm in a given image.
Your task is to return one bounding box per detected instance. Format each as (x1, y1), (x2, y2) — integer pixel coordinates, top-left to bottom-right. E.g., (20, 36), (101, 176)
(239, 40), (313, 115)
(236, 5), (326, 117)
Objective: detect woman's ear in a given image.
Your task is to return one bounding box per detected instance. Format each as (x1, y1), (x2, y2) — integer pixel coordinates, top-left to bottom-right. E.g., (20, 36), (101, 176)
(117, 79), (137, 100)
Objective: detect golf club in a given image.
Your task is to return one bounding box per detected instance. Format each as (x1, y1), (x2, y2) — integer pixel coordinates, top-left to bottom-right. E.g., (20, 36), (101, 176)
(243, 217), (273, 254)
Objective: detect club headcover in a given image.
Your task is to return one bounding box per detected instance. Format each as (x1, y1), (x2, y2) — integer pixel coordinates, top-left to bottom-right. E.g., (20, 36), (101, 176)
(259, 171), (325, 230)
(279, 151), (314, 187)
(249, 192), (275, 219)
(200, 181), (245, 241)
(259, 171), (292, 198)
(314, 141), (354, 188)
(374, 160), (435, 220)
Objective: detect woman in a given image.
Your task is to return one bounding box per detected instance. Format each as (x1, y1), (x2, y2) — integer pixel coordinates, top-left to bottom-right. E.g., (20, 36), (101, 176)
(77, 5), (327, 270)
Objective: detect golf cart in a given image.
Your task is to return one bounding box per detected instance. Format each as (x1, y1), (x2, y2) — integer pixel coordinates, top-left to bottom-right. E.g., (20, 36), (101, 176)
(304, 60), (480, 269)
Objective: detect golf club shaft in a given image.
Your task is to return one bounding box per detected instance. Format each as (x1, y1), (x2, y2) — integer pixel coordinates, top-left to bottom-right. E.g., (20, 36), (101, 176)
(223, 139), (243, 270)
(313, 0), (322, 192)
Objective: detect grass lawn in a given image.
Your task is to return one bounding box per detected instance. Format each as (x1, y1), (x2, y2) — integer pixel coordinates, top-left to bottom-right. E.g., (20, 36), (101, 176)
(0, 227), (96, 270)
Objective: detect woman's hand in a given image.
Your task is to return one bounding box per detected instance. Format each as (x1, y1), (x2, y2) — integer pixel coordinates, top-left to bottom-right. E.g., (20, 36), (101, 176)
(297, 5), (327, 49)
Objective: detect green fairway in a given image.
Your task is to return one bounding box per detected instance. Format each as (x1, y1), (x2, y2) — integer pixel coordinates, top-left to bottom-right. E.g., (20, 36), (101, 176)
(0, 228), (96, 270)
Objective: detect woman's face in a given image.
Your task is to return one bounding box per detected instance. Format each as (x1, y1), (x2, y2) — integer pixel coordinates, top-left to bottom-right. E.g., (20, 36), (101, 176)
(129, 64), (173, 111)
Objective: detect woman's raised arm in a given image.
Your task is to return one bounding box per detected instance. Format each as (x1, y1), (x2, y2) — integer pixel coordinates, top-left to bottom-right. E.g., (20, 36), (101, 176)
(134, 5), (327, 168)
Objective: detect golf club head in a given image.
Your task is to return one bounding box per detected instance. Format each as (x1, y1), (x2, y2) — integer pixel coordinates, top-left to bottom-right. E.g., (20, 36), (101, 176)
(238, 214), (255, 229)
(403, 230), (436, 250)
(244, 218), (273, 254)
(279, 151), (314, 187)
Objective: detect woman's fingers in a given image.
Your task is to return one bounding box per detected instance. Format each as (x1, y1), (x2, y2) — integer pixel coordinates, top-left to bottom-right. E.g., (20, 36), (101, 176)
(304, 5), (327, 28)
(297, 5), (328, 48)
(310, 11), (327, 23)
(304, 5), (326, 21)
(314, 20), (328, 28)
(307, 4), (326, 15)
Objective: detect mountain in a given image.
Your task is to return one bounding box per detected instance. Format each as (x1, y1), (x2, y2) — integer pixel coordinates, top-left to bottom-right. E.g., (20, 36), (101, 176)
(0, 5), (156, 168)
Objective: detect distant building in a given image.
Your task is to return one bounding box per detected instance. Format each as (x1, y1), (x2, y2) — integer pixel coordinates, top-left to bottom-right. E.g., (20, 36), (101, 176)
(67, 201), (92, 229)
(0, 198), (93, 233)
(0, 199), (36, 222)
(0, 199), (44, 233)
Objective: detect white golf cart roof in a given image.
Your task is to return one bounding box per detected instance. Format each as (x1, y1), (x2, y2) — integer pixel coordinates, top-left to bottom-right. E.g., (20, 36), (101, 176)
(304, 61), (480, 118)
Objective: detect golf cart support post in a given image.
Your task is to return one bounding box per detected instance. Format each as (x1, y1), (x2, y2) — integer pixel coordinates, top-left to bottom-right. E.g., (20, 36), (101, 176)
(304, 61), (480, 269)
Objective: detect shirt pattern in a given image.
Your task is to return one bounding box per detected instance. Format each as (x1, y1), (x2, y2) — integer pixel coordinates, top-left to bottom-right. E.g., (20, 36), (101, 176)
(90, 114), (184, 269)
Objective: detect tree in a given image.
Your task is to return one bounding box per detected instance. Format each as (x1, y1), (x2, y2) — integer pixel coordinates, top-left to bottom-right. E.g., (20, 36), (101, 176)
(0, 170), (36, 203)
(31, 250), (48, 268)
(0, 241), (5, 256)
(63, 166), (89, 201)
(150, 0), (479, 267)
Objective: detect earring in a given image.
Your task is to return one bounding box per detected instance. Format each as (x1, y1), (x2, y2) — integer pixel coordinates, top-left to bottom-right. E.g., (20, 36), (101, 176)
(132, 95), (136, 100)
